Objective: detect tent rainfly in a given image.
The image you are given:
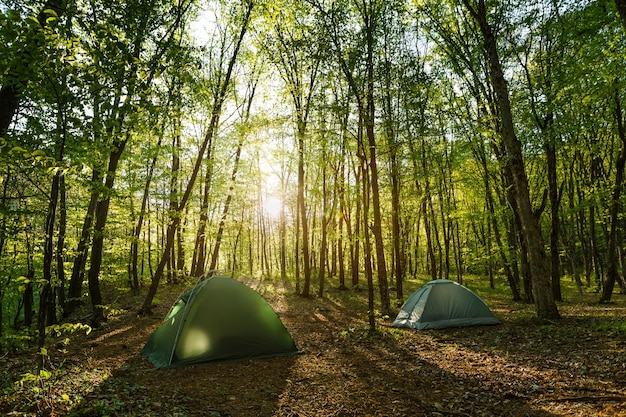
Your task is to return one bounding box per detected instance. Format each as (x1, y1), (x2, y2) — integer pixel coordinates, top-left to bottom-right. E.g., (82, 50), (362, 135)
(142, 276), (298, 368)
(392, 279), (501, 330)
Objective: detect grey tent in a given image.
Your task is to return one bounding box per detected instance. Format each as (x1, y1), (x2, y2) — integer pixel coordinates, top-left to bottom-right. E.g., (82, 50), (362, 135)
(142, 276), (298, 368)
(392, 279), (500, 330)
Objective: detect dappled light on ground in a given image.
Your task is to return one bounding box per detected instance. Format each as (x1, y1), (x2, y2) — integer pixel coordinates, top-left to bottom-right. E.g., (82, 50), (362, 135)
(1, 279), (625, 416)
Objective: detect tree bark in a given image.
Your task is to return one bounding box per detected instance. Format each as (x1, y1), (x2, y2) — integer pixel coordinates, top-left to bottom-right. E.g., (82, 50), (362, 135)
(318, 157), (328, 297)
(56, 175), (67, 312)
(190, 144), (214, 278)
(87, 139), (127, 326)
(463, 0), (559, 319)
(297, 121), (312, 296)
(39, 171), (60, 368)
(64, 170), (99, 316)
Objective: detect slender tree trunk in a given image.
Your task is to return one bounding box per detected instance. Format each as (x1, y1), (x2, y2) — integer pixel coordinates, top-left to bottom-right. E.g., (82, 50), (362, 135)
(297, 122), (312, 296)
(338, 143), (347, 290)
(279, 170), (288, 281)
(545, 138), (562, 301)
(421, 140), (437, 281)
(295, 193), (301, 293)
(39, 172), (60, 368)
(64, 170), (99, 316)
(360, 152), (376, 330)
(24, 230), (35, 327)
(167, 131), (181, 282)
(318, 156), (328, 297)
(57, 175), (67, 312)
(364, 2), (389, 315)
(350, 150), (361, 289)
(388, 121), (404, 304)
(0, 170), (8, 340)
(601, 85), (626, 302)
(191, 150), (214, 277)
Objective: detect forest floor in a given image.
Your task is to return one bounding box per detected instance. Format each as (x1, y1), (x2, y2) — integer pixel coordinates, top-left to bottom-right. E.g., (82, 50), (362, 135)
(2, 277), (626, 417)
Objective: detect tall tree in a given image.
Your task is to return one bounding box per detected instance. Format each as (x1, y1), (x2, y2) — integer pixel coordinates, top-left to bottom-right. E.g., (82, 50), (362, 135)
(321, 0), (390, 314)
(600, 83), (626, 302)
(141, 0), (254, 315)
(260, 0), (321, 295)
(461, 0), (559, 319)
(85, 0), (192, 326)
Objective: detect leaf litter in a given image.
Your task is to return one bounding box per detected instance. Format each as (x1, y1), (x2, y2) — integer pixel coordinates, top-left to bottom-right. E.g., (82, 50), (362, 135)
(1, 281), (625, 417)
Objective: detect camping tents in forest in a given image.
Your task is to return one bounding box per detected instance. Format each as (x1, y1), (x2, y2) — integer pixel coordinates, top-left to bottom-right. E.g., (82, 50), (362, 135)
(392, 279), (500, 330)
(142, 276), (299, 368)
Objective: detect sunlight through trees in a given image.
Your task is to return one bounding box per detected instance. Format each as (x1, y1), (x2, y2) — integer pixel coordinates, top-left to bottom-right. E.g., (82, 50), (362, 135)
(2, 0), (626, 345)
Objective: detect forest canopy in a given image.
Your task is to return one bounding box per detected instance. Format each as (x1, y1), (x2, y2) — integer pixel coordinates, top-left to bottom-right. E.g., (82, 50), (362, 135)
(1, 0), (626, 351)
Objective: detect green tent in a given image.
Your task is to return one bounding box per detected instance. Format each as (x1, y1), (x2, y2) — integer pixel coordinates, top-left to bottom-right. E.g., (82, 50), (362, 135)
(142, 276), (298, 368)
(392, 279), (500, 330)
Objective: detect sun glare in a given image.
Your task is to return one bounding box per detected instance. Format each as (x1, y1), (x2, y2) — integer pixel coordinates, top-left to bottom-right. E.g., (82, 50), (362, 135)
(263, 196), (283, 220)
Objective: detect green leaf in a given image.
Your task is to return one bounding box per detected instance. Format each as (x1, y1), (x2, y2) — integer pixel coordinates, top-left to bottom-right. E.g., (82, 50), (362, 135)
(43, 9), (59, 18)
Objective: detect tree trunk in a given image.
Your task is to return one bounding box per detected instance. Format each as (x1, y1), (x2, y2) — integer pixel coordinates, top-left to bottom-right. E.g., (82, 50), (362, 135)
(360, 151), (376, 330)
(464, 0), (559, 319)
(280, 169), (288, 282)
(338, 134), (348, 290)
(297, 122), (312, 296)
(421, 140), (438, 281)
(130, 128), (164, 293)
(600, 85), (626, 302)
(56, 175), (67, 312)
(64, 170), (100, 316)
(318, 147), (330, 297)
(87, 140), (127, 326)
(167, 131), (181, 282)
(364, 2), (390, 315)
(39, 171), (60, 367)
(191, 149), (214, 278)
(545, 139), (562, 301)
(23, 228), (35, 328)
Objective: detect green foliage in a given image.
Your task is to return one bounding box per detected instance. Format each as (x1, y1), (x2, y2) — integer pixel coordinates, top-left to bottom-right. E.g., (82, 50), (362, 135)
(1, 328), (36, 351)
(595, 320), (626, 335)
(46, 322), (92, 338)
